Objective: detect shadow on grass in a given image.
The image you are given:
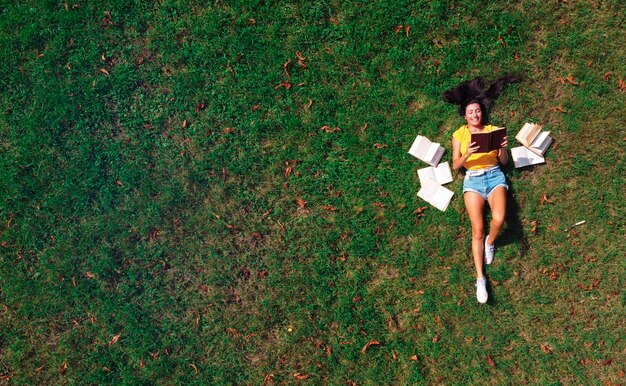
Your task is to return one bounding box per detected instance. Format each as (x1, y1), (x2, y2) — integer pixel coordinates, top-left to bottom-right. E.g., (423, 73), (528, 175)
(498, 176), (529, 258)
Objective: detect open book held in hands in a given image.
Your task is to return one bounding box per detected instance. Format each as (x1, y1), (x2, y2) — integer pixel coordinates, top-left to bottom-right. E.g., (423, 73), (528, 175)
(511, 146), (545, 168)
(515, 122), (552, 156)
(471, 126), (507, 153)
(408, 135), (444, 166)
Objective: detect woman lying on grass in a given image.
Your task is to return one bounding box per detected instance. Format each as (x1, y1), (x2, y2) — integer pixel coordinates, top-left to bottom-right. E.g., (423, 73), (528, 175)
(444, 76), (520, 304)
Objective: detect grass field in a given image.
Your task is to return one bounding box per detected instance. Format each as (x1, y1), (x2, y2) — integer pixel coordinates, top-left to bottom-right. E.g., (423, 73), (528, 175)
(1, 1), (624, 384)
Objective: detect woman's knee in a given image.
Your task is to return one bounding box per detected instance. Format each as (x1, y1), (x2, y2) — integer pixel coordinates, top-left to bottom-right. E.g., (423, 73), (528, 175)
(471, 227), (485, 240)
(491, 212), (506, 227)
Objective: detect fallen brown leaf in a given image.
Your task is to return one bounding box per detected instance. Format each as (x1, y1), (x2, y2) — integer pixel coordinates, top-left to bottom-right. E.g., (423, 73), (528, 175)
(395, 25), (403, 33)
(320, 125), (340, 133)
(540, 193), (551, 205)
(293, 373), (309, 380)
(109, 333), (121, 345)
(295, 197), (308, 209)
(60, 360), (68, 375)
(540, 344), (552, 354)
(531, 220), (538, 234)
(283, 59), (292, 77)
(558, 74), (579, 85)
(296, 51), (307, 68)
(498, 35), (507, 48)
(409, 355), (418, 361)
(275, 82), (291, 90)
(85, 271), (94, 278)
(99, 68), (110, 76)
(487, 354), (496, 368)
(373, 143), (388, 149)
(361, 339), (381, 354)
(619, 78), (626, 91)
(405, 25), (411, 36)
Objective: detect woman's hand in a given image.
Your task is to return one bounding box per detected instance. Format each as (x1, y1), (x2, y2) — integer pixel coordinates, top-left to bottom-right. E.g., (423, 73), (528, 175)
(500, 135), (508, 149)
(498, 136), (509, 165)
(466, 141), (480, 155)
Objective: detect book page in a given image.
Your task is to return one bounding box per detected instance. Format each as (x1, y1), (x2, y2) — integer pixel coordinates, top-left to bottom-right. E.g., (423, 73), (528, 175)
(417, 166), (436, 186)
(430, 185), (454, 211)
(433, 162), (453, 184)
(529, 131), (552, 156)
(417, 177), (454, 211)
(511, 146), (545, 168)
(515, 123), (541, 148)
(417, 162), (452, 185)
(424, 143), (444, 166)
(408, 135), (431, 160)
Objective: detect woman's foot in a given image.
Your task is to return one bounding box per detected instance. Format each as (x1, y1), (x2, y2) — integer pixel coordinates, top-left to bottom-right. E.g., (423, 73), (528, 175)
(476, 277), (488, 303)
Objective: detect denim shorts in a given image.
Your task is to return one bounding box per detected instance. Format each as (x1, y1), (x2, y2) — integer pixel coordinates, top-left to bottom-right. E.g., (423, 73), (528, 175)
(463, 166), (508, 200)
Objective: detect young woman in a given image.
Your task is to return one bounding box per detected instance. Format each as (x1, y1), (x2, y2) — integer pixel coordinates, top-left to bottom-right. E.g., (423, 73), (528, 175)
(444, 76), (520, 303)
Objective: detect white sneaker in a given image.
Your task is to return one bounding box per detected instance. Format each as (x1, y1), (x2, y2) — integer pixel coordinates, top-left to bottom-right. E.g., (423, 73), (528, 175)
(484, 235), (495, 265)
(476, 277), (488, 303)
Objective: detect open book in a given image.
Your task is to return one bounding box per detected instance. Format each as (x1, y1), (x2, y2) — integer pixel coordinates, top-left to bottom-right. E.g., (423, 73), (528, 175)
(515, 122), (552, 156)
(511, 146), (545, 168)
(408, 135), (444, 166)
(417, 162), (453, 186)
(471, 126), (507, 153)
(417, 177), (454, 211)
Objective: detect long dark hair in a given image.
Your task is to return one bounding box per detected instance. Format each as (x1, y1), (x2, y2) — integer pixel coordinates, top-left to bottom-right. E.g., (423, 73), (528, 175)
(443, 75), (522, 121)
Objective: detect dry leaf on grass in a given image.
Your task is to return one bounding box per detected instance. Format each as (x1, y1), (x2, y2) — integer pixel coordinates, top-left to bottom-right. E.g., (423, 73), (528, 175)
(531, 220), (538, 234)
(60, 360), (68, 375)
(283, 59), (292, 77)
(275, 82), (291, 90)
(295, 197), (308, 209)
(109, 333), (121, 345)
(361, 339), (381, 353)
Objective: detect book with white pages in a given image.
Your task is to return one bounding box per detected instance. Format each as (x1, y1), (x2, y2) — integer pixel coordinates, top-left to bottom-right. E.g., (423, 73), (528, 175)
(511, 146), (545, 168)
(408, 135), (444, 166)
(527, 130), (552, 156)
(417, 176), (454, 211)
(417, 161), (453, 186)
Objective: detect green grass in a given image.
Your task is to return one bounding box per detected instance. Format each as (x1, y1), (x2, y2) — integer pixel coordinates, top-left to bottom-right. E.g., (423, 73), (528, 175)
(1, 0), (624, 384)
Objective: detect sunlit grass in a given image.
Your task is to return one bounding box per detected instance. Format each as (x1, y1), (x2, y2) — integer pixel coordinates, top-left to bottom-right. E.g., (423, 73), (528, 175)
(1, 0), (624, 384)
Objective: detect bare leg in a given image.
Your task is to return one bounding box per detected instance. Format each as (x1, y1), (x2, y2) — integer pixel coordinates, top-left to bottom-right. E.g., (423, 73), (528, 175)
(487, 186), (507, 245)
(464, 192), (486, 278)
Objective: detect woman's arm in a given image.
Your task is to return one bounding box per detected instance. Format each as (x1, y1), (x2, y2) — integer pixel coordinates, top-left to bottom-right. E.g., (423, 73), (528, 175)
(498, 135), (509, 166)
(452, 138), (478, 170)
